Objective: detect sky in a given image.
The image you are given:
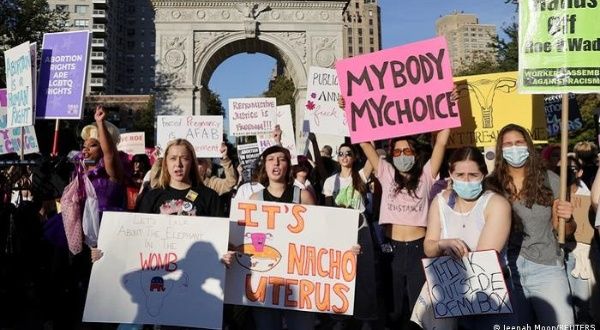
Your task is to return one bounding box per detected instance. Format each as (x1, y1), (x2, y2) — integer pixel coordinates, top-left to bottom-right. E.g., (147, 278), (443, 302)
(209, 0), (518, 122)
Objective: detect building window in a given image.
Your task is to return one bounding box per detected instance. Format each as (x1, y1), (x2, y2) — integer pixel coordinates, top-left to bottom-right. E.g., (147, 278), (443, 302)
(358, 37), (363, 44)
(370, 37), (374, 44)
(74, 19), (89, 27)
(358, 28), (362, 36)
(355, 2), (359, 8)
(369, 19), (373, 25)
(56, 4), (68, 12)
(370, 47), (375, 52)
(74, 5), (88, 14)
(140, 42), (145, 48)
(368, 10), (373, 17)
(127, 28), (135, 36)
(359, 47), (363, 53)
(369, 28), (373, 35)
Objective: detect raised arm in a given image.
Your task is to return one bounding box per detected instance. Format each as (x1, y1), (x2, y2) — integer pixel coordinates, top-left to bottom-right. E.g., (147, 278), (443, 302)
(307, 133), (328, 183)
(477, 194), (511, 253)
(94, 106), (123, 182)
(429, 128), (450, 179)
(360, 142), (381, 177)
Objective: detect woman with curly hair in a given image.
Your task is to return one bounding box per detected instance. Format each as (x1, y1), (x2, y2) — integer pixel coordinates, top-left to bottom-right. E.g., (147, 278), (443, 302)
(485, 124), (576, 325)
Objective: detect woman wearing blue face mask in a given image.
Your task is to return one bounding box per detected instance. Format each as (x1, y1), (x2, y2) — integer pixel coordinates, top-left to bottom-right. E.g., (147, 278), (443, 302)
(486, 124), (576, 326)
(423, 146), (514, 329)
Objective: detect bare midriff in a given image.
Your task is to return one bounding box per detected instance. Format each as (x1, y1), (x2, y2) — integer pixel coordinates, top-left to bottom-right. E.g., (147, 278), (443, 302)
(385, 224), (426, 242)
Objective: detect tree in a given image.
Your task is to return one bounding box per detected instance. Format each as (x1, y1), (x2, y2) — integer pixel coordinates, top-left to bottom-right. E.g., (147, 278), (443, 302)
(0, 0), (67, 87)
(263, 75), (296, 128)
(133, 95), (156, 147)
(206, 88), (225, 116)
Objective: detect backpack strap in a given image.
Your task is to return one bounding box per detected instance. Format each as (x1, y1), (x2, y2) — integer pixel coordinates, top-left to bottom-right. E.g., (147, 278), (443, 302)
(293, 185), (301, 204)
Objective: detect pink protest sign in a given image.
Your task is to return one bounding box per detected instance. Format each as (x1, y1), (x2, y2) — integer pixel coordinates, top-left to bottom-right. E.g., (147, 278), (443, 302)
(336, 37), (461, 143)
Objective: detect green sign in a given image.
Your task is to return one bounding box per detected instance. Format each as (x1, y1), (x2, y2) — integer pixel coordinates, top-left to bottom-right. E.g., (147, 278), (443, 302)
(519, 0), (600, 94)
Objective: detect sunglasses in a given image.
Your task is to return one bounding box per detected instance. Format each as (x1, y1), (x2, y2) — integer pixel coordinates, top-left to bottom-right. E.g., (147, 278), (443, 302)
(337, 151), (354, 158)
(392, 148), (415, 157)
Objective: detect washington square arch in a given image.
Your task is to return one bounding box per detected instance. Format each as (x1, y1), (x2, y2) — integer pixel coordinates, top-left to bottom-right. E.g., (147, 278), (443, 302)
(152, 0), (347, 135)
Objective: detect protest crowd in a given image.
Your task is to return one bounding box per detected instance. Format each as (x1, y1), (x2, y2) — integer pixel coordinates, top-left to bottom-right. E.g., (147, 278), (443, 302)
(2, 9), (600, 329)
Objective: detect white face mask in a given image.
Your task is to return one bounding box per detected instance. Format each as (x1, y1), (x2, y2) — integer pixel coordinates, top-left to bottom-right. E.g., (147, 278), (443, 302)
(393, 155), (415, 172)
(502, 146), (530, 168)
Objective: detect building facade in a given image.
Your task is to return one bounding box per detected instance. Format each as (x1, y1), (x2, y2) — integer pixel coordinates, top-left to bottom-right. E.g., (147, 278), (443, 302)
(435, 12), (497, 73)
(47, 0), (155, 95)
(343, 0), (381, 57)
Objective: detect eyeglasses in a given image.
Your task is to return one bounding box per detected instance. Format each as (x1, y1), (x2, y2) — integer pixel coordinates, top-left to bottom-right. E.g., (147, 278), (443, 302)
(392, 148), (415, 157)
(337, 151), (354, 158)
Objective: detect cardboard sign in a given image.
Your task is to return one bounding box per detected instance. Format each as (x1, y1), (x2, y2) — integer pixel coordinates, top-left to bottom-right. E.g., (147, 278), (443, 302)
(449, 71), (548, 148)
(118, 132), (146, 156)
(422, 250), (513, 318)
(544, 94), (582, 137)
(228, 98), (277, 136)
(519, 2), (600, 93)
(156, 115), (223, 158)
(336, 37), (460, 143)
(572, 193), (594, 244)
(237, 143), (261, 183)
(4, 41), (33, 128)
(36, 31), (91, 119)
(0, 89), (39, 155)
(257, 105), (299, 165)
(225, 200), (359, 315)
(304, 67), (348, 136)
(83, 212), (230, 329)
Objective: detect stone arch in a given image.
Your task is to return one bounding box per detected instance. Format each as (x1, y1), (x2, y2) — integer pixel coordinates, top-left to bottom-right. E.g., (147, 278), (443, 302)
(194, 31), (308, 114)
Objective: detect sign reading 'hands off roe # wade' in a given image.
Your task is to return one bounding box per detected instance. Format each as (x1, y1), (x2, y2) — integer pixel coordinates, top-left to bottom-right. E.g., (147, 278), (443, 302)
(336, 36), (461, 143)
(519, 0), (600, 93)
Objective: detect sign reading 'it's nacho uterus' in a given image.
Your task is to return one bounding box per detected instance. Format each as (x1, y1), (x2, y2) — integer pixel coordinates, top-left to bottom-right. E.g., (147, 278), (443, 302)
(225, 200), (359, 315)
(336, 37), (461, 143)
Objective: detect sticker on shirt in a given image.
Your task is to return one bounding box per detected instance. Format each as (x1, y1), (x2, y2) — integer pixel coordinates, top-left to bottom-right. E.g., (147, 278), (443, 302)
(159, 199), (197, 216)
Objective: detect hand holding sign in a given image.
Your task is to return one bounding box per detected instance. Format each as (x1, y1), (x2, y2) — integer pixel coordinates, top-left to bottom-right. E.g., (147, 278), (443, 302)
(438, 238), (470, 259)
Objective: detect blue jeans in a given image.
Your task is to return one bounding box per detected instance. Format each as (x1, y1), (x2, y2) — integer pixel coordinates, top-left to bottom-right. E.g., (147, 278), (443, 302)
(509, 255), (574, 325)
(252, 307), (315, 330)
(565, 246), (596, 324)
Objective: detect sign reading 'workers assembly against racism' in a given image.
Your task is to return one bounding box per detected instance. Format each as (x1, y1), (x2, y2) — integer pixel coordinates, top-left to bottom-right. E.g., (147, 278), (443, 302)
(83, 212), (230, 329)
(0, 89), (39, 155)
(225, 200), (359, 315)
(4, 42), (33, 128)
(336, 37), (460, 143)
(36, 31), (91, 119)
(304, 67), (349, 137)
(519, 0), (600, 93)
(422, 250), (513, 318)
(449, 71), (548, 148)
(229, 98), (277, 136)
(156, 115), (223, 158)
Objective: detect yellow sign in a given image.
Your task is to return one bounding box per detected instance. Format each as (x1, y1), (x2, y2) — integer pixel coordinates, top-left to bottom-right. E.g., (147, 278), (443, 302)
(449, 71), (548, 148)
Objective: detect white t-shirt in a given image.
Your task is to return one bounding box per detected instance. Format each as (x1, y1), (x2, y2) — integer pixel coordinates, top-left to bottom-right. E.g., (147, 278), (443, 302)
(322, 172), (366, 213)
(234, 182), (265, 201)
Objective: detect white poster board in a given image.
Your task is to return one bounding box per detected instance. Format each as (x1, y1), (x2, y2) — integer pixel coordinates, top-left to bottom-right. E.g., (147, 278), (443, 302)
(304, 67), (348, 136)
(0, 91), (39, 155)
(422, 250), (513, 318)
(228, 97), (276, 136)
(156, 115), (223, 158)
(118, 132), (146, 155)
(83, 212), (230, 329)
(257, 105), (299, 164)
(225, 200), (359, 315)
(4, 41), (33, 128)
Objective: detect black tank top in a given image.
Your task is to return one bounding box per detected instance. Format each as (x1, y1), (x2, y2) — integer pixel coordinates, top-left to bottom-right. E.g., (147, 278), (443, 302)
(261, 185), (299, 203)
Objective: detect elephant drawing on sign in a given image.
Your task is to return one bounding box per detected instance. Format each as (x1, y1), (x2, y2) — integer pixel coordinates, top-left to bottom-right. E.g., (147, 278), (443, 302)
(456, 77), (517, 129)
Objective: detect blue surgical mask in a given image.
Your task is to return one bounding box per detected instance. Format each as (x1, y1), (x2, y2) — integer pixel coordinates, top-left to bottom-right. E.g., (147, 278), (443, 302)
(502, 146), (530, 168)
(452, 178), (483, 200)
(393, 155), (415, 172)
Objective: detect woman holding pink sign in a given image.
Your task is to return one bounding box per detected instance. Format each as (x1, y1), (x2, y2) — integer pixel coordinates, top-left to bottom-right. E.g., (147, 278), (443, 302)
(359, 127), (450, 328)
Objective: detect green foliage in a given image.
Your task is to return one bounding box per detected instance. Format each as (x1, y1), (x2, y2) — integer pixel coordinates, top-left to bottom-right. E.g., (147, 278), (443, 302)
(206, 88), (225, 116)
(263, 75), (296, 129)
(0, 0), (68, 87)
(133, 95), (156, 147)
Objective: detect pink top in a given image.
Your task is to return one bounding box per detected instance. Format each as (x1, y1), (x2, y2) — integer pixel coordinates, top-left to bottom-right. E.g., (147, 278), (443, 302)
(376, 159), (436, 227)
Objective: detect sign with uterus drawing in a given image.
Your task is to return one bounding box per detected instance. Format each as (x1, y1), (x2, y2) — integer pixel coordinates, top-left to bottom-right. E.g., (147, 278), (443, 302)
(225, 200), (360, 315)
(82, 212), (230, 329)
(449, 71), (548, 148)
